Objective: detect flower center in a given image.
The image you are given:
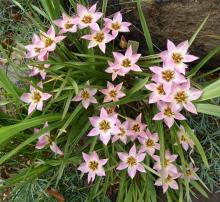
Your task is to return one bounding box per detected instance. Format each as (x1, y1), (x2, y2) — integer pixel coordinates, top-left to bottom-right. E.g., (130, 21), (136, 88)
(65, 22), (73, 29)
(106, 107), (115, 115)
(38, 64), (45, 70)
(109, 90), (117, 98)
(164, 158), (170, 167)
(164, 107), (174, 117)
(33, 91), (42, 103)
(162, 70), (174, 82)
(81, 14), (93, 24)
(99, 120), (111, 132)
(174, 91), (187, 103)
(111, 22), (121, 30)
(132, 124), (140, 132)
(88, 160), (99, 171)
(45, 38), (54, 47)
(165, 175), (173, 183)
(181, 134), (187, 142)
(185, 169), (192, 176)
(34, 48), (41, 53)
(121, 58), (131, 68)
(127, 156), (137, 167)
(172, 53), (183, 64)
(156, 84), (165, 95)
(118, 127), (126, 136)
(145, 139), (155, 147)
(93, 32), (105, 43)
(81, 90), (90, 100)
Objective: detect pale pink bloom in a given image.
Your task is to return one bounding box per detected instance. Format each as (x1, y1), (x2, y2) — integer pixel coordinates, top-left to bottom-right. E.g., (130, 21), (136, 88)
(177, 125), (194, 151)
(38, 26), (66, 59)
(145, 82), (170, 104)
(160, 40), (199, 74)
(117, 145), (146, 179)
(104, 11), (131, 37)
(171, 80), (202, 114)
(78, 151), (108, 183)
(35, 122), (63, 156)
(25, 34), (44, 59)
(105, 61), (122, 81)
(100, 82), (125, 102)
(181, 163), (198, 180)
(153, 150), (178, 175)
(110, 46), (142, 76)
(29, 63), (50, 80)
(155, 171), (181, 193)
(20, 82), (52, 114)
(72, 82), (97, 109)
(149, 62), (186, 94)
(138, 129), (160, 156)
(88, 108), (120, 145)
(128, 113), (147, 141)
(153, 101), (186, 128)
(54, 13), (77, 34)
(81, 27), (114, 53)
(112, 119), (130, 144)
(76, 3), (103, 31)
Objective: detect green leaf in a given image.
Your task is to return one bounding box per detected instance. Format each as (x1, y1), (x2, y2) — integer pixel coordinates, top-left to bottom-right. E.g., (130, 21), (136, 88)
(127, 76), (149, 96)
(0, 114), (62, 145)
(199, 79), (220, 101)
(137, 0), (154, 54)
(196, 103), (220, 117)
(189, 15), (209, 47)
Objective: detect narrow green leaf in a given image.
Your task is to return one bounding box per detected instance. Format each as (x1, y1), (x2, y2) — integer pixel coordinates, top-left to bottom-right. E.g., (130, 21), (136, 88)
(196, 103), (220, 117)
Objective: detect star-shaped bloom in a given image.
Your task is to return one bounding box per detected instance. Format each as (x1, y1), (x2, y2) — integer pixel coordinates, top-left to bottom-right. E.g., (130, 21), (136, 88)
(20, 82), (52, 114)
(138, 129), (160, 156)
(171, 80), (202, 114)
(81, 27), (114, 53)
(145, 82), (170, 104)
(117, 145), (146, 178)
(160, 40), (198, 74)
(155, 171), (181, 193)
(112, 119), (130, 144)
(153, 150), (178, 175)
(100, 82), (125, 103)
(29, 63), (50, 80)
(108, 46), (142, 76)
(88, 108), (120, 145)
(105, 60), (122, 81)
(128, 113), (147, 141)
(149, 62), (186, 94)
(38, 26), (66, 59)
(54, 13), (78, 34)
(181, 163), (198, 180)
(76, 3), (103, 31)
(35, 122), (63, 156)
(104, 11), (131, 37)
(153, 101), (186, 128)
(177, 125), (194, 151)
(72, 82), (97, 109)
(78, 151), (108, 183)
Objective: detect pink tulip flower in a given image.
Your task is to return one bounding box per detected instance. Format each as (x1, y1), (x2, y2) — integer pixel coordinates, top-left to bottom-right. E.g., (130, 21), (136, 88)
(153, 101), (186, 128)
(104, 11), (131, 37)
(54, 13), (78, 34)
(76, 3), (103, 31)
(171, 80), (202, 114)
(72, 82), (97, 109)
(88, 108), (120, 145)
(138, 129), (160, 156)
(160, 40), (198, 74)
(81, 27), (114, 53)
(128, 113), (147, 141)
(177, 125), (194, 151)
(117, 145), (146, 178)
(100, 82), (125, 103)
(78, 151), (108, 183)
(35, 122), (63, 156)
(149, 62), (186, 94)
(20, 82), (52, 114)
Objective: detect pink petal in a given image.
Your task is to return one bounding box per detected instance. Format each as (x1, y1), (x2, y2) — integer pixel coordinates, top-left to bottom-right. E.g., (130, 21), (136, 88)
(164, 117), (174, 128)
(77, 4), (87, 17)
(99, 133), (111, 145)
(35, 136), (48, 149)
(78, 162), (89, 173)
(117, 162), (128, 170)
(117, 152), (128, 161)
(20, 93), (32, 103)
(177, 40), (189, 54)
(167, 40), (176, 52)
(183, 54), (199, 63)
(183, 102), (197, 114)
(98, 43), (106, 53)
(153, 112), (164, 120)
(36, 101), (43, 111)
(96, 167), (105, 176)
(136, 153), (146, 162)
(28, 102), (37, 114)
(50, 142), (64, 155)
(47, 26), (55, 38)
(82, 152), (90, 161)
(42, 93), (52, 100)
(113, 11), (122, 22)
(128, 167), (137, 178)
(87, 128), (99, 136)
(136, 164), (146, 173)
(169, 180), (179, 190)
